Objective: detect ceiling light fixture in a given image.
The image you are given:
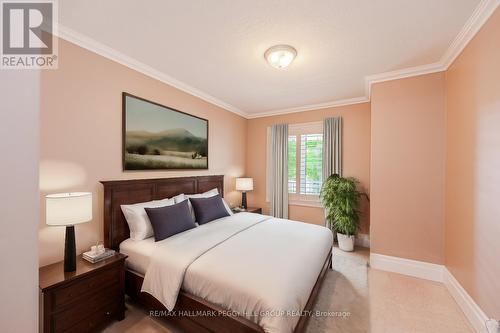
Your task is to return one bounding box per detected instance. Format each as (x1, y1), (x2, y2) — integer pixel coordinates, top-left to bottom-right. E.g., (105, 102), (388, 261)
(264, 45), (297, 69)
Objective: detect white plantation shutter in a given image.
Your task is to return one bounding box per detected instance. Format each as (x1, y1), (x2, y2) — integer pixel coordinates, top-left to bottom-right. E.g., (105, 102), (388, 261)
(300, 134), (323, 195)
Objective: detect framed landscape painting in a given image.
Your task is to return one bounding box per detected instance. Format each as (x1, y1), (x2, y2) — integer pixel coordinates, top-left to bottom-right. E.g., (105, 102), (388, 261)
(123, 93), (208, 170)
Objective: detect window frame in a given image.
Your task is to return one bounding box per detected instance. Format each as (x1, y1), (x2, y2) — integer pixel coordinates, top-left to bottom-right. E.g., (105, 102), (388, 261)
(288, 122), (323, 207)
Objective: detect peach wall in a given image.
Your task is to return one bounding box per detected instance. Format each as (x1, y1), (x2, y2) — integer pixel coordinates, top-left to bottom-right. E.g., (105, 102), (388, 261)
(39, 39), (247, 266)
(370, 72), (446, 264)
(246, 103), (371, 233)
(0, 71), (40, 332)
(445, 7), (500, 318)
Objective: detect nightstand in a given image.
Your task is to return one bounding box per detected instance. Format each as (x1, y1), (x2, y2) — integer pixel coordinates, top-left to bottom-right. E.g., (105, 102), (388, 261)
(39, 253), (127, 333)
(232, 207), (262, 214)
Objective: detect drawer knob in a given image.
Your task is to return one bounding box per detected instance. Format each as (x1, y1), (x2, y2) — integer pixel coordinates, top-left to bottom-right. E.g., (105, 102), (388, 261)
(106, 311), (111, 316)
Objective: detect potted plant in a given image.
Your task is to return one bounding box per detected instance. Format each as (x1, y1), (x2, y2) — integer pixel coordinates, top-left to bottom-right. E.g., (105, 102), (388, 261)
(320, 174), (367, 252)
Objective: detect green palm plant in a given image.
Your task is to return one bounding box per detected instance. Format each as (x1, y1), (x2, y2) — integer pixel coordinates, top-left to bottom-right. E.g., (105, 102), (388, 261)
(320, 174), (368, 236)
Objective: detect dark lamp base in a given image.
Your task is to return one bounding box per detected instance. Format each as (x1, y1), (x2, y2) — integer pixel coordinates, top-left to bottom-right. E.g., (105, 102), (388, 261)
(241, 192), (247, 210)
(64, 225), (76, 272)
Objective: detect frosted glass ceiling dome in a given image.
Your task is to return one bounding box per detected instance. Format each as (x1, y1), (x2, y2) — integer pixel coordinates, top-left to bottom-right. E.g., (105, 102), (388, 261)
(264, 45), (297, 69)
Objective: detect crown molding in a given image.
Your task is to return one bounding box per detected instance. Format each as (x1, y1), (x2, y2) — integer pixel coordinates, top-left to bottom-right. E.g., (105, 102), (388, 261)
(363, 0), (500, 97)
(54, 0), (499, 119)
(250, 0), (499, 118)
(55, 24), (249, 119)
(364, 61), (445, 97)
(440, 0), (500, 69)
(245, 96), (369, 119)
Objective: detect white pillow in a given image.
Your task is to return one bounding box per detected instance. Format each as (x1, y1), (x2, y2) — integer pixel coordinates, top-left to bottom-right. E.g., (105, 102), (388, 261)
(176, 188), (233, 221)
(172, 193), (186, 204)
(121, 197), (175, 240)
(186, 188), (219, 199)
(222, 198), (234, 215)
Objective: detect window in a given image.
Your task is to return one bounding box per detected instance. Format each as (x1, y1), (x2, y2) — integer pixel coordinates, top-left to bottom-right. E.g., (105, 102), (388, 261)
(265, 122), (324, 206)
(288, 122), (323, 205)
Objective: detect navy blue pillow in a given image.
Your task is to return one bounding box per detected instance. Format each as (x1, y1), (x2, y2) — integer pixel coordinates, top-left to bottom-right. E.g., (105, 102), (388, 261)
(145, 200), (196, 242)
(189, 195), (230, 225)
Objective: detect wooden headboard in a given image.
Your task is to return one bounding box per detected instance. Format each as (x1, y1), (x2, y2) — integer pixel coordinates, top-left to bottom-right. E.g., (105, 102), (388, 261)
(100, 175), (224, 250)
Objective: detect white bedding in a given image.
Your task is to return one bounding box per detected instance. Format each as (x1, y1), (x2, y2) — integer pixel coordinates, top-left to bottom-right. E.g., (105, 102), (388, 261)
(119, 237), (156, 274)
(139, 212), (333, 333)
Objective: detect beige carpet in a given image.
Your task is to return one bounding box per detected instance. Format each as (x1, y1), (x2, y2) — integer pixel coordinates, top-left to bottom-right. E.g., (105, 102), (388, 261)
(104, 246), (472, 333)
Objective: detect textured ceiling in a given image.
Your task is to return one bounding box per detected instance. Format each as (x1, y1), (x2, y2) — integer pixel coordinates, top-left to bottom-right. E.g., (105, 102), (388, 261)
(59, 0), (481, 116)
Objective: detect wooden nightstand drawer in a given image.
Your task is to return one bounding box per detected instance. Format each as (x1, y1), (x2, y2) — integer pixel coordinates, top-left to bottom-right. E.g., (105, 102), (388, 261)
(60, 301), (120, 333)
(52, 284), (120, 332)
(53, 264), (120, 309)
(39, 254), (127, 333)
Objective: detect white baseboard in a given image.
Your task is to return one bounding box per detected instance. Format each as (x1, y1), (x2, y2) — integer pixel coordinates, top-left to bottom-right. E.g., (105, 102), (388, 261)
(443, 268), (489, 333)
(369, 253), (492, 333)
(355, 233), (370, 248)
(370, 253), (444, 282)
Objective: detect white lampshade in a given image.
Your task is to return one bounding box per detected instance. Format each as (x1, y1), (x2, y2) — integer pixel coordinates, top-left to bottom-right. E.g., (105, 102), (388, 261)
(236, 178), (254, 192)
(46, 192), (92, 226)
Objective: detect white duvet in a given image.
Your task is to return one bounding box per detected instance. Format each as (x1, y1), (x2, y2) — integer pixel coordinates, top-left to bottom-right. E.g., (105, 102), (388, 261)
(141, 212), (333, 333)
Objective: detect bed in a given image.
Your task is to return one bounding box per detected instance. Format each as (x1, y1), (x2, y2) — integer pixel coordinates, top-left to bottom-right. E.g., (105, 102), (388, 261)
(101, 175), (333, 333)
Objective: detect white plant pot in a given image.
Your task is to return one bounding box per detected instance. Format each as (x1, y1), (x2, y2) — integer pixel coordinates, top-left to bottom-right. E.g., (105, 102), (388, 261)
(337, 233), (355, 252)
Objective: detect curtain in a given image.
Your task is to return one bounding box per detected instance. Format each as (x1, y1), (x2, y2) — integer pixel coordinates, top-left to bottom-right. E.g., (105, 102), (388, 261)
(322, 117), (343, 180)
(270, 124), (288, 218)
(322, 117), (342, 229)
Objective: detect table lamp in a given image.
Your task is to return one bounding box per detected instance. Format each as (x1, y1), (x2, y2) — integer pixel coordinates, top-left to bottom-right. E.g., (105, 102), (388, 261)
(46, 192), (92, 272)
(235, 178), (253, 210)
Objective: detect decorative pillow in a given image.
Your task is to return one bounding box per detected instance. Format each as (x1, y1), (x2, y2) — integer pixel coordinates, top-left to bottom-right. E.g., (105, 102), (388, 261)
(177, 188), (233, 221)
(121, 197), (175, 240)
(189, 195), (230, 225)
(145, 200), (196, 242)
